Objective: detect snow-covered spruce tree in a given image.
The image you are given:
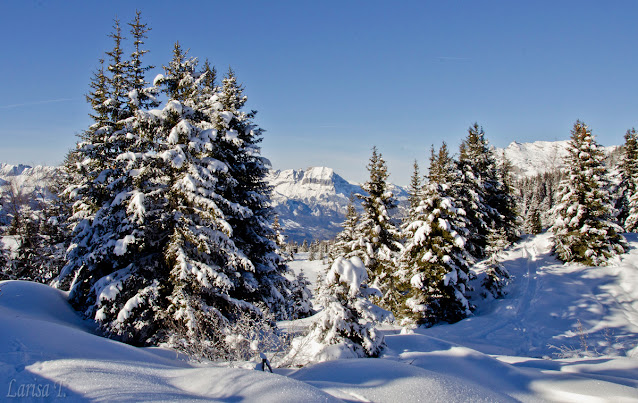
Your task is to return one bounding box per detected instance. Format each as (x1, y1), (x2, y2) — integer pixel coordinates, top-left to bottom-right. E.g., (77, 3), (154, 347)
(456, 125), (493, 259)
(271, 215), (287, 251)
(618, 128), (638, 231)
(406, 159), (423, 214)
(206, 67), (294, 320)
(148, 45), (264, 356)
(457, 124), (518, 259)
(58, 16), (167, 344)
(159, 45), (301, 353)
(551, 121), (626, 265)
(126, 10), (159, 112)
(104, 18), (131, 123)
(398, 144), (473, 325)
(289, 269), (314, 319)
(493, 154), (519, 243)
(480, 228), (512, 299)
(328, 195), (360, 262)
(284, 256), (389, 365)
(350, 147), (402, 311)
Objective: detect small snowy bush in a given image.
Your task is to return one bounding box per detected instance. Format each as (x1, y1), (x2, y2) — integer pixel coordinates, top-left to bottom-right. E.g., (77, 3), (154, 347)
(283, 256), (391, 366)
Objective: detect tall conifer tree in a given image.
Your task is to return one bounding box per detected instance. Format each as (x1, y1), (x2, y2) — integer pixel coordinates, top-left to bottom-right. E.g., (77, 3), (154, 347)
(399, 144), (473, 325)
(618, 128), (638, 231)
(329, 195), (360, 262)
(350, 147), (402, 311)
(551, 121), (626, 265)
(407, 159), (423, 215)
(208, 68), (294, 320)
(457, 124), (517, 259)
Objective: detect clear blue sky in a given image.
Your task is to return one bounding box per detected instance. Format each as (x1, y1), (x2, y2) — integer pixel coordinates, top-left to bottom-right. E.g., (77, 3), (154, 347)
(1, 1), (637, 186)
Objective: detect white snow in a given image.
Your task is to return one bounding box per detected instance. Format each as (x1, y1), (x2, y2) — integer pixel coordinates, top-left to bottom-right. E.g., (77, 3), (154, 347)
(153, 73), (165, 86)
(2, 233), (638, 401)
(113, 234), (136, 256)
(218, 111), (234, 125)
(326, 256), (368, 296)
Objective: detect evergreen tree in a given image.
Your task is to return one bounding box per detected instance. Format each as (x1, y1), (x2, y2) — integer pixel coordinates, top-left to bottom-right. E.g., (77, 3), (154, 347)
(481, 228), (511, 299)
(551, 121), (626, 265)
(104, 18), (131, 122)
(618, 128), (638, 231)
(493, 154), (519, 243)
(284, 256), (388, 365)
(152, 49), (253, 353)
(429, 142), (455, 184)
(329, 195), (360, 262)
(350, 147), (402, 310)
(85, 58), (110, 127)
(206, 67), (294, 320)
(271, 215), (287, 253)
(457, 124), (493, 259)
(457, 124), (518, 259)
(59, 16), (162, 344)
(126, 10), (158, 112)
(289, 270), (314, 319)
(407, 159), (423, 214)
(399, 144), (473, 325)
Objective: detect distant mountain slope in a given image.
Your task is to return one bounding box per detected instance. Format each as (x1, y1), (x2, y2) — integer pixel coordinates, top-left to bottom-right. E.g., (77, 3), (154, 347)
(497, 140), (619, 179)
(268, 167), (407, 242)
(0, 163), (58, 227)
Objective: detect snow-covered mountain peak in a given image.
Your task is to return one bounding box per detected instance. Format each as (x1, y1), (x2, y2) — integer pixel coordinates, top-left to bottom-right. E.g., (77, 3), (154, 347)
(267, 167), (362, 241)
(0, 163), (58, 190)
(0, 163), (34, 177)
(269, 167), (360, 201)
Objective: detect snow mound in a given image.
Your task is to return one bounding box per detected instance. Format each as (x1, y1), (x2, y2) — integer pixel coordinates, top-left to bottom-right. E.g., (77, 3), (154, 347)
(290, 358), (515, 402)
(0, 281), (337, 401)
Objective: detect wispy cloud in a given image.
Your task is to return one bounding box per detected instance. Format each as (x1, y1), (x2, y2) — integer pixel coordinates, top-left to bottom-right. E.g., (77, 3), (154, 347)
(0, 98), (74, 109)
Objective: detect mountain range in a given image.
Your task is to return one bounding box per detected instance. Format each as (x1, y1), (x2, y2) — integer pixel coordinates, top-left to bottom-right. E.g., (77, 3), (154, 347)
(0, 140), (620, 242)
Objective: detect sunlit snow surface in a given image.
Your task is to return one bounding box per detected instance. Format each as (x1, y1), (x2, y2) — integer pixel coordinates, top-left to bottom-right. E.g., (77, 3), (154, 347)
(2, 233), (638, 401)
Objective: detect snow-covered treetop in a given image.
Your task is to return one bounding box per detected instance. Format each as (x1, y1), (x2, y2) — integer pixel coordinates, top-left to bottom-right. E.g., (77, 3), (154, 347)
(326, 256), (368, 297)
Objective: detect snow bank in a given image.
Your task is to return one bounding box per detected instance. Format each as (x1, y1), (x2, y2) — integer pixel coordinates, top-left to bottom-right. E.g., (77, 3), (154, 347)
(3, 230), (638, 402)
(0, 281), (337, 401)
(290, 358), (514, 402)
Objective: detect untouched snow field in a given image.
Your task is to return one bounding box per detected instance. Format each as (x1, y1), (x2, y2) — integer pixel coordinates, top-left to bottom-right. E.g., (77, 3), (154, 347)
(1, 233), (638, 401)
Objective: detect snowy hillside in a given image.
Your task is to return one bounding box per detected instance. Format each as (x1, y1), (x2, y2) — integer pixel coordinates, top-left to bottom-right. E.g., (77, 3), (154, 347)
(498, 140), (618, 179)
(2, 232), (638, 401)
(268, 167), (407, 242)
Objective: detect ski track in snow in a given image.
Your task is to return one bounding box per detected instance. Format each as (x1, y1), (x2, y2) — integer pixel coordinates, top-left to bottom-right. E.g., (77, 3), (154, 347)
(418, 233), (638, 359)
